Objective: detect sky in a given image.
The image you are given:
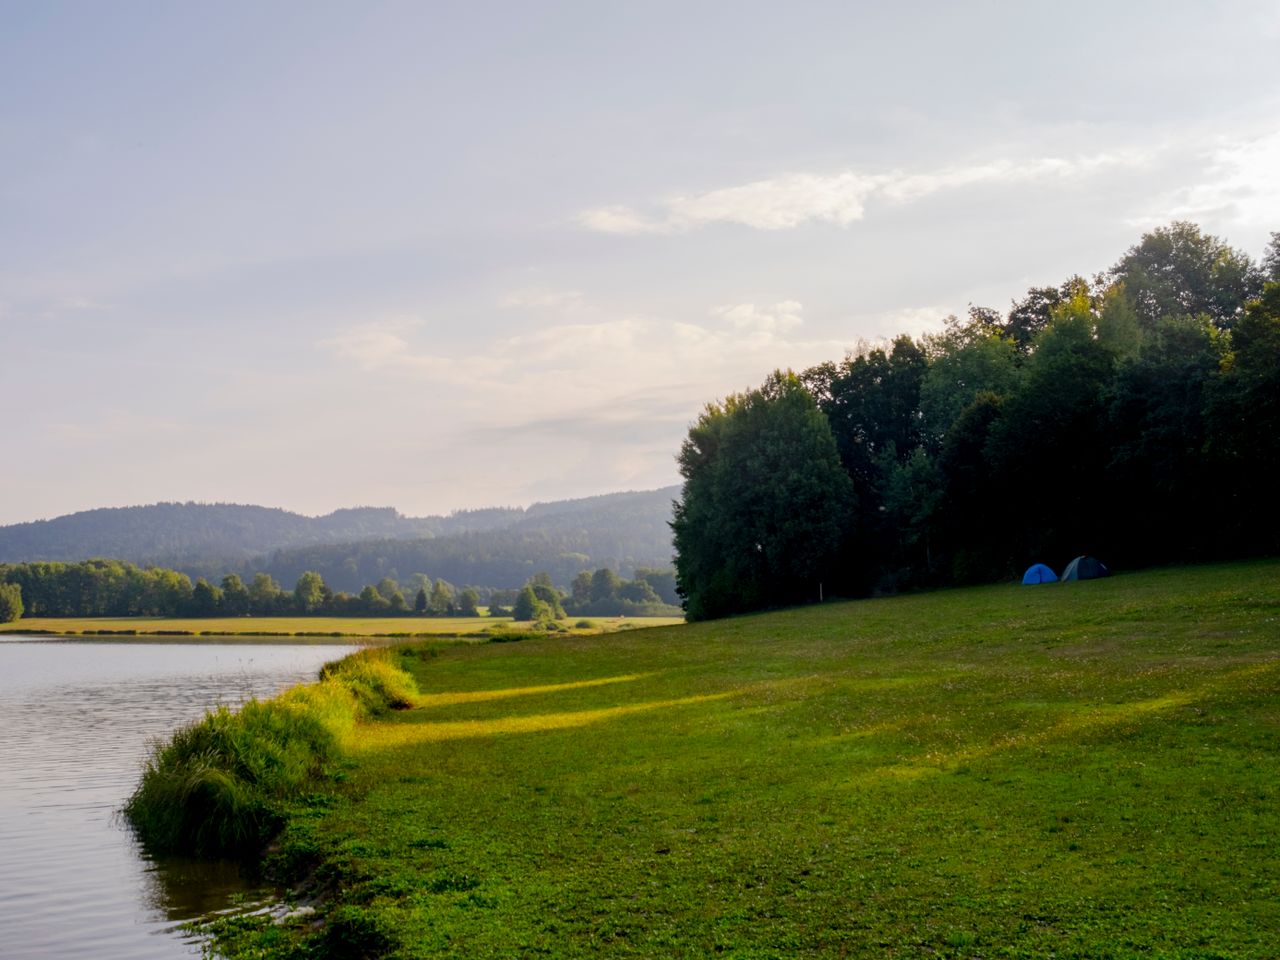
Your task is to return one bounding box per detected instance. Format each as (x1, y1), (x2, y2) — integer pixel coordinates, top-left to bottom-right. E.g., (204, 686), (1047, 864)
(2, 1), (1279, 525)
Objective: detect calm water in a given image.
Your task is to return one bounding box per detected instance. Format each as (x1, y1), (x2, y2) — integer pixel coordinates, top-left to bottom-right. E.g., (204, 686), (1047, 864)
(0, 637), (358, 959)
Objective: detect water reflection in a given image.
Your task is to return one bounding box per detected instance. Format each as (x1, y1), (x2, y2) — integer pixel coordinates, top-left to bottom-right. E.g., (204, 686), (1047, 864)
(0, 638), (356, 959)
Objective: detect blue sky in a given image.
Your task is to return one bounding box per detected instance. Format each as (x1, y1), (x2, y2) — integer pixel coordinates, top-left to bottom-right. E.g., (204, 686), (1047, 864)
(3, 1), (1279, 523)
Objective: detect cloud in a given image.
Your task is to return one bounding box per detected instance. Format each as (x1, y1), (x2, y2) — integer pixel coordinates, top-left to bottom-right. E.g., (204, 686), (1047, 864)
(498, 289), (586, 309)
(711, 300), (805, 334)
(319, 317), (500, 382)
(577, 152), (1145, 235)
(320, 298), (851, 444)
(1135, 130), (1280, 233)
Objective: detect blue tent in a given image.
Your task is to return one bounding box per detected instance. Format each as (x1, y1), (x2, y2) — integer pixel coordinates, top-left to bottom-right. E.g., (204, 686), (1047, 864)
(1021, 563), (1058, 584)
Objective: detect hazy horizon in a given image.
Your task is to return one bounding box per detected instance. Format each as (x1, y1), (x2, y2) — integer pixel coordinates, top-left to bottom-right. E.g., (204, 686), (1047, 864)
(4, 2), (1279, 525)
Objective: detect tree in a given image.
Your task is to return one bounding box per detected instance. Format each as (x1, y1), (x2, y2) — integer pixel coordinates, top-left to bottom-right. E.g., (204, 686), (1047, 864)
(1109, 221), (1262, 330)
(376, 577), (407, 612)
(190, 578), (222, 616)
(1207, 282), (1280, 553)
(293, 571), (326, 614)
(0, 582), (22, 623)
(633, 568), (679, 605)
(512, 585), (540, 621)
(1263, 232), (1280, 283)
(527, 577), (565, 618)
(429, 579), (455, 616)
(920, 314), (1018, 443)
(249, 573), (283, 614)
(1003, 277), (1089, 351)
(359, 584), (389, 613)
(570, 571), (593, 607)
(220, 573), (250, 615)
(618, 578), (660, 603)
(673, 371), (855, 620)
(986, 292), (1118, 564)
(414, 587), (428, 615)
(589, 568), (621, 602)
(456, 587), (481, 617)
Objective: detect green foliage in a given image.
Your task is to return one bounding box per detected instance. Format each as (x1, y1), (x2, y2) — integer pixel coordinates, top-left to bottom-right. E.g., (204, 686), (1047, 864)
(674, 371), (854, 620)
(456, 587), (480, 617)
(1109, 220), (1263, 330)
(220, 573), (250, 615)
(511, 585), (540, 621)
(589, 567), (621, 602)
(0, 581), (22, 622)
(293, 571), (326, 613)
(429, 579), (455, 615)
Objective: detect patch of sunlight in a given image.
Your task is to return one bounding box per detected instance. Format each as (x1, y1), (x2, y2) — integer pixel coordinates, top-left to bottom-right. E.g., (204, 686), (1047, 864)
(844, 660), (1279, 788)
(418, 672), (655, 708)
(351, 692), (733, 750)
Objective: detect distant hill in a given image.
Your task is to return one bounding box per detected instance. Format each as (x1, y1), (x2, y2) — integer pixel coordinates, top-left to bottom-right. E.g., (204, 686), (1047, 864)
(238, 487), (680, 592)
(0, 488), (679, 590)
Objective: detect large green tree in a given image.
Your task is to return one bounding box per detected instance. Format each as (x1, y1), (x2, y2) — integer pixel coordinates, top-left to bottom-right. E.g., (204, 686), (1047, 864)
(672, 371), (854, 621)
(1109, 221), (1262, 330)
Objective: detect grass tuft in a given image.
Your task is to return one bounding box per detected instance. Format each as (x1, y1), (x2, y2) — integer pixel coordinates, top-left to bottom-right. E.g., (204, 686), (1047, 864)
(123, 648), (419, 857)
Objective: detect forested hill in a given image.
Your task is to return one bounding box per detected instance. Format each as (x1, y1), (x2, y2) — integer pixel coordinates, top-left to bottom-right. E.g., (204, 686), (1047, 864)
(0, 488), (678, 590)
(222, 487), (679, 593)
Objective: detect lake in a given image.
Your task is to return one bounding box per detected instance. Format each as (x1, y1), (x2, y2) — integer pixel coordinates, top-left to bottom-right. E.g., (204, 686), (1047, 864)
(0, 637), (359, 959)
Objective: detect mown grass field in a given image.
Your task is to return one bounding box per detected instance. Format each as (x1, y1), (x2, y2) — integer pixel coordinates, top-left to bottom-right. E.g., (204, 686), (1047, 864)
(0, 614), (682, 639)
(212, 561), (1279, 958)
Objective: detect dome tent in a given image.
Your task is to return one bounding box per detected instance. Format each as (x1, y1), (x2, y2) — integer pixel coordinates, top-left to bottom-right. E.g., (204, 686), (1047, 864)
(1062, 555), (1110, 581)
(1021, 563), (1058, 584)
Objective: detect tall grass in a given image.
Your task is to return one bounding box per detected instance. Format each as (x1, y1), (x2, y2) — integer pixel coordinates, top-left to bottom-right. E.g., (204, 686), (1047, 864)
(124, 648), (419, 857)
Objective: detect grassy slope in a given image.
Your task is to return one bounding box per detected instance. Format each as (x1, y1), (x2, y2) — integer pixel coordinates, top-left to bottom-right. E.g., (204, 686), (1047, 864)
(0, 615), (682, 637)
(216, 561), (1278, 958)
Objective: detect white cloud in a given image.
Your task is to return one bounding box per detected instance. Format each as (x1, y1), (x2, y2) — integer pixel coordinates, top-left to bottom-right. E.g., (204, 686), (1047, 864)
(711, 300), (805, 334)
(1139, 130), (1280, 233)
(578, 152), (1146, 235)
(320, 298), (851, 444)
(319, 316), (501, 382)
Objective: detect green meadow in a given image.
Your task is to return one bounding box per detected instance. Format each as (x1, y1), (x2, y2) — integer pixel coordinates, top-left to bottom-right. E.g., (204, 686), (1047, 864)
(1, 614), (681, 639)
(203, 560), (1278, 958)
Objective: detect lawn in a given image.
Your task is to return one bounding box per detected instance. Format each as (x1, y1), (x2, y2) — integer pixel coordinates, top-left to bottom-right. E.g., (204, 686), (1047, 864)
(208, 560), (1279, 958)
(0, 614), (683, 639)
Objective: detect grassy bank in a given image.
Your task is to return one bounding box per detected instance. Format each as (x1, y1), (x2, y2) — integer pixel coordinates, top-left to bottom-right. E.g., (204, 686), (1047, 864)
(124, 647), (422, 857)
(1, 614), (682, 638)
(202, 560), (1277, 958)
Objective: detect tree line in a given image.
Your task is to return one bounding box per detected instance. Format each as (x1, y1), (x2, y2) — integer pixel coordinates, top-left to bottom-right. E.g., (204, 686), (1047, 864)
(674, 222), (1280, 620)
(0, 557), (679, 622)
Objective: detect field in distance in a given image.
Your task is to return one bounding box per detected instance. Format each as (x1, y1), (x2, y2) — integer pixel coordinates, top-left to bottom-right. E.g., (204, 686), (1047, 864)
(210, 558), (1279, 958)
(0, 614), (684, 638)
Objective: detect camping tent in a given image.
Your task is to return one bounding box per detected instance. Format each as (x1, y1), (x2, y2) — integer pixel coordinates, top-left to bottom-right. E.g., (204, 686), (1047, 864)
(1021, 563), (1058, 584)
(1061, 555), (1110, 581)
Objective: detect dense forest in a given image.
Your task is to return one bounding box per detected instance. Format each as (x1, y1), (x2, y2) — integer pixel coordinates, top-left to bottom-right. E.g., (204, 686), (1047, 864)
(0, 487), (678, 590)
(674, 223), (1280, 620)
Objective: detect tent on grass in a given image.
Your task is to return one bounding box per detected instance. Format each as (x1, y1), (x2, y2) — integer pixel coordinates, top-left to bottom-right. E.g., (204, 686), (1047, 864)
(1061, 555), (1110, 581)
(1021, 563), (1058, 584)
